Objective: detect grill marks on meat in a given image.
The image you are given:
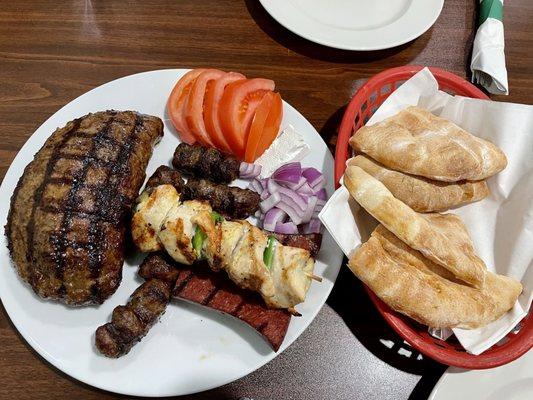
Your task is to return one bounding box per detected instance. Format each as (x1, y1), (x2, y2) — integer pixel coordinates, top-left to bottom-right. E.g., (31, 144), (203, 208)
(145, 166), (260, 219)
(170, 263), (291, 351)
(95, 278), (172, 357)
(172, 143), (240, 183)
(96, 253), (291, 357)
(5, 111), (163, 305)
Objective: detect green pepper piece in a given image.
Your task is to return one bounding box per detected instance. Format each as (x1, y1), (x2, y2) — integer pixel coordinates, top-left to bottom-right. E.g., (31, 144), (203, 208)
(192, 225), (207, 258)
(263, 235), (277, 270)
(211, 211), (224, 224)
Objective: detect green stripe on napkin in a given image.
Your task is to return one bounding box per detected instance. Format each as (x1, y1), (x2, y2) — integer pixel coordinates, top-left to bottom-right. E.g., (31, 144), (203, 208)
(479, 0), (503, 25)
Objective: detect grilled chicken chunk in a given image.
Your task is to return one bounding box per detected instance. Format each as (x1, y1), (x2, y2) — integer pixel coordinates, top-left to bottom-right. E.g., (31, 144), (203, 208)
(131, 184), (317, 309)
(131, 185), (180, 253)
(5, 110), (163, 305)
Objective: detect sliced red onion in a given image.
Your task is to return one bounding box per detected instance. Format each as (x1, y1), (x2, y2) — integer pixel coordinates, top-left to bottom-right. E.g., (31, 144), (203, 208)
(253, 162), (329, 232)
(301, 195), (318, 224)
(240, 162), (262, 179)
(260, 190), (270, 200)
(298, 182), (315, 196)
(276, 201), (303, 225)
(316, 188), (327, 201)
(268, 180), (307, 210)
(249, 179), (263, 193)
(302, 218), (322, 234)
(285, 176), (307, 191)
(260, 192), (281, 213)
(275, 221), (299, 234)
(263, 208), (287, 232)
(310, 175), (325, 192)
(302, 167), (322, 186)
(272, 162), (301, 184)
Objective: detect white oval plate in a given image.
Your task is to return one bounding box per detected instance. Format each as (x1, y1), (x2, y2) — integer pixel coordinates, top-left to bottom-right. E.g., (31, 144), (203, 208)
(259, 0), (444, 51)
(0, 69), (343, 397)
(429, 350), (533, 400)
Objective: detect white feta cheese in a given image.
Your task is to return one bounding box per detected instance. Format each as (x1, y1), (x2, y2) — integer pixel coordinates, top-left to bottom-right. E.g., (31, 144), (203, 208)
(255, 125), (310, 177)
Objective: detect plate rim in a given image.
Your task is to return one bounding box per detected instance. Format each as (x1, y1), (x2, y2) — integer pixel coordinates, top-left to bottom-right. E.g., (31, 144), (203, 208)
(0, 68), (343, 396)
(258, 0), (445, 51)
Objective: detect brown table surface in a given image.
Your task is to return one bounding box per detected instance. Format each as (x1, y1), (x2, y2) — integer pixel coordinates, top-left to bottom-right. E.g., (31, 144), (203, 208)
(0, 1), (531, 399)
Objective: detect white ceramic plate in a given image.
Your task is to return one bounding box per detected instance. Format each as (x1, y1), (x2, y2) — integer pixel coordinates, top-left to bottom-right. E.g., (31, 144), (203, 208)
(0, 69), (343, 397)
(259, 0), (444, 51)
(429, 350), (533, 400)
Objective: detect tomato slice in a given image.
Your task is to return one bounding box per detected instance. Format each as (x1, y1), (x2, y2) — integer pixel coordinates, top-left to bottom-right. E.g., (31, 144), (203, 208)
(244, 92), (283, 162)
(167, 69), (206, 144)
(218, 78), (275, 159)
(204, 72), (246, 153)
(184, 69), (226, 147)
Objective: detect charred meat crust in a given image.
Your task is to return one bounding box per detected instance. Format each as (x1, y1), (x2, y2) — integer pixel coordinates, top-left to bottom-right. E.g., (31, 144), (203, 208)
(5, 110), (163, 306)
(172, 143), (240, 183)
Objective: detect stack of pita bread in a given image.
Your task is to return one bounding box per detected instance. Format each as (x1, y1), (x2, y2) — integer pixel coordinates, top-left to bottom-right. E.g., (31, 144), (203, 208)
(346, 106), (522, 330)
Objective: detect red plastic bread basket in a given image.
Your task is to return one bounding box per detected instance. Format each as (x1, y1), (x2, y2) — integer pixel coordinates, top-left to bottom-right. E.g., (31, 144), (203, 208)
(335, 65), (533, 369)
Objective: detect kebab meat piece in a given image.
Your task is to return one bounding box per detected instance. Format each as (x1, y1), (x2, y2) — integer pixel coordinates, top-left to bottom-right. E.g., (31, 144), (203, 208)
(146, 165), (260, 219)
(95, 252), (293, 358)
(131, 184), (319, 310)
(95, 277), (172, 357)
(172, 143), (240, 183)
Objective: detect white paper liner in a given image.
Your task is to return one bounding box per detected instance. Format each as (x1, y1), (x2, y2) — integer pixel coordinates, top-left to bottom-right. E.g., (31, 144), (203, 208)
(319, 68), (532, 355)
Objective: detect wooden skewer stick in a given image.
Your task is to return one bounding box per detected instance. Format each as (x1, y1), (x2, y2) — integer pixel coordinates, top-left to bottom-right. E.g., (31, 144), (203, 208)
(287, 307), (302, 317)
(306, 273), (322, 282)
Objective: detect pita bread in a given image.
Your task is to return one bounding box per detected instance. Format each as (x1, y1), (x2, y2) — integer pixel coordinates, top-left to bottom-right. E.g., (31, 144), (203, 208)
(350, 106), (507, 182)
(348, 155), (489, 212)
(344, 165), (486, 288)
(348, 223), (522, 329)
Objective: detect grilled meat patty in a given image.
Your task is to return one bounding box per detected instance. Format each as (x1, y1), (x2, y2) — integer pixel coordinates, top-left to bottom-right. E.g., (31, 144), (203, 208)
(145, 165), (260, 219)
(5, 110), (163, 305)
(95, 253), (291, 357)
(172, 143), (240, 183)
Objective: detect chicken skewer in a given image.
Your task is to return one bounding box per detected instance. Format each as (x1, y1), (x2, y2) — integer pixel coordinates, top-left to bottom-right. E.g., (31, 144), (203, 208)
(146, 166), (323, 254)
(131, 184), (318, 310)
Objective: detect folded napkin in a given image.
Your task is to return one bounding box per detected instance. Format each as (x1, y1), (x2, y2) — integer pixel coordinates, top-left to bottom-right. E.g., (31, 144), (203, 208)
(320, 68), (532, 355)
(471, 0), (508, 95)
